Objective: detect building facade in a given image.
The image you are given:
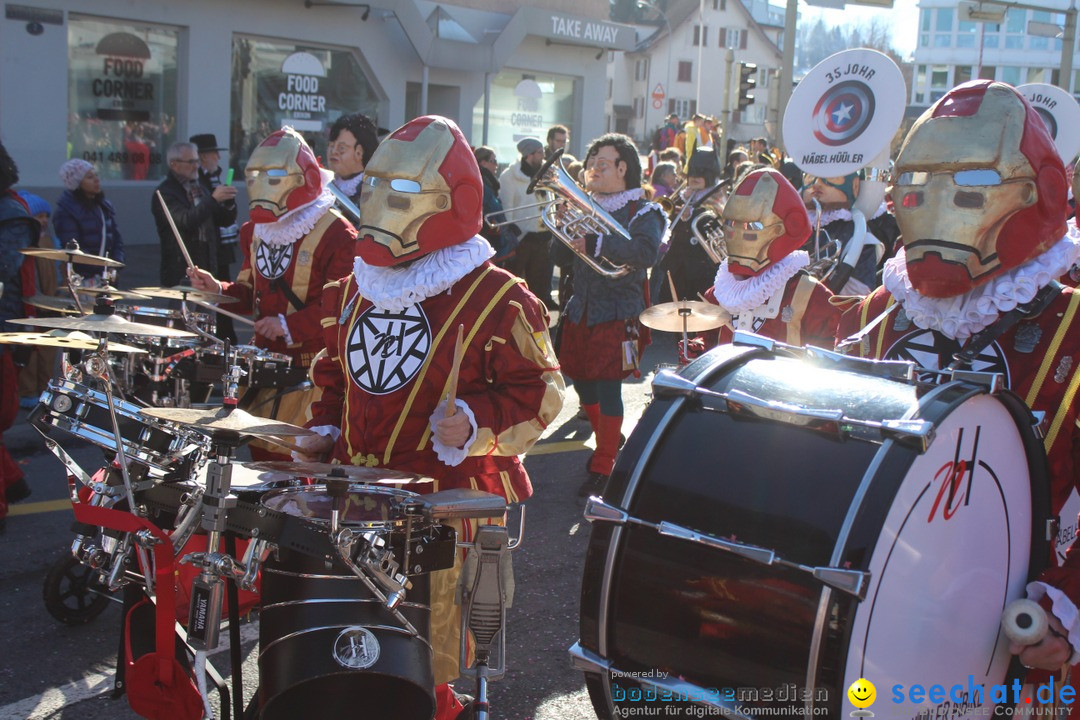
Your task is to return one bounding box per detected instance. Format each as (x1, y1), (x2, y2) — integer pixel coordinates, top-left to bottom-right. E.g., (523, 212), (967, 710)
(1, 0), (634, 244)
(909, 0), (1078, 112)
(606, 0), (785, 149)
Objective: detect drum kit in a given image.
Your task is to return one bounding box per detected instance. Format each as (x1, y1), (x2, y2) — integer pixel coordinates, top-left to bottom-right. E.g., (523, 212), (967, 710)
(18, 243), (519, 720)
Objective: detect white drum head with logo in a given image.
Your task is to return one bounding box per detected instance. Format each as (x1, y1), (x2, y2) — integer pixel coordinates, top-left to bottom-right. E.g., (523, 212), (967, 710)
(1017, 83), (1080, 164)
(783, 48), (906, 178)
(843, 394), (1032, 717)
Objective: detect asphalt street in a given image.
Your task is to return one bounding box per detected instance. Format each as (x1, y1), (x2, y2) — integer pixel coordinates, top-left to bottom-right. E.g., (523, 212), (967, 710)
(0, 244), (680, 720)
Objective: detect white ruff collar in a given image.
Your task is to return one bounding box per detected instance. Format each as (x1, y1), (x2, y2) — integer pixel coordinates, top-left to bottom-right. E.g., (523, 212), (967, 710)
(882, 228), (1080, 340)
(711, 251), (810, 314)
(333, 172), (363, 198)
(352, 236), (495, 313)
(253, 169), (337, 247)
(808, 207), (852, 226)
(592, 188), (644, 213)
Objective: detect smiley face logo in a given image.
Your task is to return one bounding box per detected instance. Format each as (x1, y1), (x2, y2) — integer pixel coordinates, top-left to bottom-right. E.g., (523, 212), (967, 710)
(848, 678), (877, 709)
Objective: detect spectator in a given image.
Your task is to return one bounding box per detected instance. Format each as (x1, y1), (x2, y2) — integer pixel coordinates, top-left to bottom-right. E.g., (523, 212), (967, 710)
(192, 132), (240, 343)
(546, 124), (572, 160)
(474, 146), (517, 267)
(500, 137), (557, 309)
(152, 141), (237, 288)
(14, 191), (60, 407)
(650, 161), (679, 198)
(53, 159), (125, 283)
(657, 113), (680, 151)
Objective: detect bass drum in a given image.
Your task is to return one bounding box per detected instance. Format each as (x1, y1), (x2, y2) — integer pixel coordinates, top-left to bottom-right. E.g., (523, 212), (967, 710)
(573, 341), (1049, 718)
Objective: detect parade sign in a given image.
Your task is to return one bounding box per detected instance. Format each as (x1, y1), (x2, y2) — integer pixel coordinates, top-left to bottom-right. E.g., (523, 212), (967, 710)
(782, 48), (905, 177)
(1017, 83), (1080, 164)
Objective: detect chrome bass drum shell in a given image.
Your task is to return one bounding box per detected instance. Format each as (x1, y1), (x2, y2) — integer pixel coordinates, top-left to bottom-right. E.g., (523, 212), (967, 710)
(575, 343), (1050, 718)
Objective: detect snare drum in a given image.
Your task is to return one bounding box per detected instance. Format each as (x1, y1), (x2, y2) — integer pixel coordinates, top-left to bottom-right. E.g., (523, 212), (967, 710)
(33, 379), (207, 473)
(573, 342), (1050, 718)
(123, 305), (215, 335)
(189, 345), (305, 389)
(257, 485), (437, 720)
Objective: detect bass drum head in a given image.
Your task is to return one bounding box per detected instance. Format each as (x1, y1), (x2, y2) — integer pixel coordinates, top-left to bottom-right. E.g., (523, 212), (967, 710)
(844, 393), (1033, 715)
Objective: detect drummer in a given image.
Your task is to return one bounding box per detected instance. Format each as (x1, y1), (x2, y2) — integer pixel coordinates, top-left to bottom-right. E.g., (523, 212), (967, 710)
(680, 167), (838, 359)
(294, 115), (564, 719)
(188, 127), (356, 460)
(837, 81), (1080, 676)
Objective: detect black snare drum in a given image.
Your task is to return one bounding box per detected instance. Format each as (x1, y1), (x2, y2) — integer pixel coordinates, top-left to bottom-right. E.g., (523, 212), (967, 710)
(257, 485), (439, 720)
(573, 340), (1049, 718)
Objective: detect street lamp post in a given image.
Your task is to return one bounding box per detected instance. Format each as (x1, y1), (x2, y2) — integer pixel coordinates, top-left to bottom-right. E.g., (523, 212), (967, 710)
(639, 0), (672, 149)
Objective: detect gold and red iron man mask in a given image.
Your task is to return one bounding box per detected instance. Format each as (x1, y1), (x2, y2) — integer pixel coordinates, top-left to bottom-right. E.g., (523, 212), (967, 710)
(893, 81), (1068, 298)
(356, 115), (482, 267)
(245, 127), (324, 224)
(723, 168), (811, 277)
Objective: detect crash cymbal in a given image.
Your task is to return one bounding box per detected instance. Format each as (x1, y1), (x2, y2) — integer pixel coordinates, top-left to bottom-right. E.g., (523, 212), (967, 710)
(245, 461), (433, 485)
(20, 247), (124, 268)
(7, 311), (197, 338)
(24, 295), (83, 315)
(74, 285), (152, 301)
(639, 301), (727, 333)
(132, 286), (238, 305)
(139, 406), (314, 438)
(0, 330), (146, 353)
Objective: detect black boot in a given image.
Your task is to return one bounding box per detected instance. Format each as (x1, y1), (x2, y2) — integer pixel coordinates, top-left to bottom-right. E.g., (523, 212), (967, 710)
(6, 478), (30, 504)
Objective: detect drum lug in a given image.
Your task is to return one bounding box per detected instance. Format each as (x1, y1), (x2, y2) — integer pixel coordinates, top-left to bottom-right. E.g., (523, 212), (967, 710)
(568, 641), (612, 674)
(812, 567), (869, 599)
(583, 497), (629, 525)
(950, 369), (1006, 393)
(732, 330), (775, 350)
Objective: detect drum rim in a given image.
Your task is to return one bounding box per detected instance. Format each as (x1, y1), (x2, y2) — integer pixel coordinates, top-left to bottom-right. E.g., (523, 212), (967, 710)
(259, 484), (422, 528)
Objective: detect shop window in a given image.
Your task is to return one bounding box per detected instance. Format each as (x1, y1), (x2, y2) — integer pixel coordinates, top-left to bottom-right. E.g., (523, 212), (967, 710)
(68, 15), (180, 180)
(230, 36), (378, 170)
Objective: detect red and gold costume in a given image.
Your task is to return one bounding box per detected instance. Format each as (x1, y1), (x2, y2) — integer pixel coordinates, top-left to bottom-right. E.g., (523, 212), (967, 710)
(686, 168), (840, 356)
(838, 80), (1080, 682)
(305, 116), (563, 717)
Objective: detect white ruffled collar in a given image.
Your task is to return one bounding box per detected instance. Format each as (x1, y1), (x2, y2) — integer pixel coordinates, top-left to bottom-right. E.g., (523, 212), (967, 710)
(253, 168), (337, 247)
(809, 207), (852, 226)
(333, 172), (364, 198)
(711, 251), (810, 314)
(593, 188), (644, 213)
(882, 228), (1080, 340)
(352, 236), (495, 313)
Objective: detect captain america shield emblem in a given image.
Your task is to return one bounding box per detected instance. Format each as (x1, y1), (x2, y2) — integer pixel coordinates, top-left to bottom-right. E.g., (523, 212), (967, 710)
(346, 304), (432, 394)
(1033, 106), (1059, 140)
(884, 328), (1010, 387)
(812, 80), (875, 147)
(254, 242), (294, 280)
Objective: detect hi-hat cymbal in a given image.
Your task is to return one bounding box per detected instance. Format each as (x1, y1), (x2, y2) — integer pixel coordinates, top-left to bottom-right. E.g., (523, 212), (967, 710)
(0, 330), (146, 353)
(24, 295), (83, 315)
(20, 247), (124, 268)
(7, 312), (197, 338)
(132, 286), (237, 305)
(74, 285), (152, 301)
(140, 406), (313, 438)
(639, 301), (727, 333)
(245, 461), (433, 485)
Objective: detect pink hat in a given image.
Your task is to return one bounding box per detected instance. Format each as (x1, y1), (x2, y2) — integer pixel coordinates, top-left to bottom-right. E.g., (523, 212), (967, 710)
(59, 159), (94, 191)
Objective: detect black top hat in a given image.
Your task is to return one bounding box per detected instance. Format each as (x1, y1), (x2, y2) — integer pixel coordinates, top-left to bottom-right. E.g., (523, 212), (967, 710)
(190, 133), (227, 153)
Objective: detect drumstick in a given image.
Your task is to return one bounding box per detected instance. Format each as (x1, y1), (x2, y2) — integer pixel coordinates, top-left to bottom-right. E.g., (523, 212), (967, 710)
(188, 297), (257, 327)
(667, 270), (679, 304)
(444, 324), (465, 418)
(697, 292), (708, 303)
(155, 191), (195, 270)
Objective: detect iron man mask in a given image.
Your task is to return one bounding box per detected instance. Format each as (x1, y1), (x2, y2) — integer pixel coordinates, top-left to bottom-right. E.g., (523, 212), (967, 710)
(245, 127), (323, 224)
(724, 168), (810, 277)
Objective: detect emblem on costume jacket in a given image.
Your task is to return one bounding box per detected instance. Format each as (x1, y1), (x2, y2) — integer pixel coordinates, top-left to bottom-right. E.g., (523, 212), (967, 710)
(892, 307), (912, 332)
(1055, 355), (1074, 384)
(885, 328), (1010, 387)
(780, 306), (794, 323)
(1013, 323), (1042, 354)
(254, 241), (295, 280)
(346, 304), (432, 394)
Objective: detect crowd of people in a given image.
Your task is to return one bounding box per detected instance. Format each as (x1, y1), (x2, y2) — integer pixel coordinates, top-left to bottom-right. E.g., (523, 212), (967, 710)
(1, 75), (1080, 714)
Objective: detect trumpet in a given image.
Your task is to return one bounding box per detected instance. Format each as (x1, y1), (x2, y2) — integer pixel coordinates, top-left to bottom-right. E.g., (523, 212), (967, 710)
(524, 150), (633, 279)
(690, 210), (726, 264)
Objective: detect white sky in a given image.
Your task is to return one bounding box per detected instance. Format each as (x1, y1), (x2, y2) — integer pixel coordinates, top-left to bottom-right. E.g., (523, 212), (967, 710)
(801, 0), (921, 59)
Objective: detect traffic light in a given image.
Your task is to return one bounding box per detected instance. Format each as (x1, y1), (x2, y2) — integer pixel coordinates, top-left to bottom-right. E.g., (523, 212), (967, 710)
(737, 62), (757, 110)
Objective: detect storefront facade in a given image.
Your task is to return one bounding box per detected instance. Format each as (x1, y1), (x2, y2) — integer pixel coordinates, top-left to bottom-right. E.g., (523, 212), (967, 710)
(1, 0), (633, 244)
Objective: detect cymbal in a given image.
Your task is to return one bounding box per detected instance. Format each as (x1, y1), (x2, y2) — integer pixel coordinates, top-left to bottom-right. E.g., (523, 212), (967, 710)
(140, 406), (314, 438)
(20, 247), (123, 268)
(0, 330), (146, 353)
(246, 461), (433, 485)
(74, 285), (152, 301)
(639, 301), (727, 333)
(7, 312), (197, 338)
(24, 295), (83, 315)
(132, 286), (237, 305)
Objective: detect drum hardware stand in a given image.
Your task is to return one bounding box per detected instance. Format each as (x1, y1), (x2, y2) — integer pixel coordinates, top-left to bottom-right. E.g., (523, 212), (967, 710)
(457, 523), (518, 720)
(583, 496), (870, 599)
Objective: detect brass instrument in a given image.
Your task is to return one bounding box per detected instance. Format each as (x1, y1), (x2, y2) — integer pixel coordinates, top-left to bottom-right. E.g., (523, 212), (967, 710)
(660, 179), (730, 254)
(328, 182), (364, 226)
(655, 178), (686, 219)
(805, 197), (843, 279)
(690, 210), (726, 264)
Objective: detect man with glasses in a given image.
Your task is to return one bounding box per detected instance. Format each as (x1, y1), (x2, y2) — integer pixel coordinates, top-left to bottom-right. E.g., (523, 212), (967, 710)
(188, 127), (356, 459)
(152, 141), (237, 287)
(327, 112), (379, 205)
